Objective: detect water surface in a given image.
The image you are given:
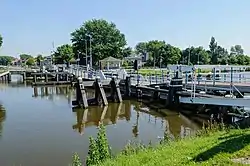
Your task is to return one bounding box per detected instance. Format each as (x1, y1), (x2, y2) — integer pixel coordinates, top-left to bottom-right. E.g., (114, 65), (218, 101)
(0, 81), (200, 166)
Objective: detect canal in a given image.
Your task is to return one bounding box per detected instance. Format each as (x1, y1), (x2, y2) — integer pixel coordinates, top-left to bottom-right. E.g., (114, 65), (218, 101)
(0, 80), (200, 166)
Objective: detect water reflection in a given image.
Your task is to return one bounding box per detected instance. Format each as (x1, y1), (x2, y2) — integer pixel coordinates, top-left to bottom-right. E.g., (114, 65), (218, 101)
(0, 81), (29, 88)
(72, 102), (130, 135)
(72, 100), (200, 139)
(32, 86), (199, 138)
(0, 104), (6, 138)
(0, 83), (202, 165)
(32, 86), (96, 105)
(33, 86), (74, 104)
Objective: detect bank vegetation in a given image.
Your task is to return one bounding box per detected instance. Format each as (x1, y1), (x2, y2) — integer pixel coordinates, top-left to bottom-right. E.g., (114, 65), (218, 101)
(72, 122), (250, 166)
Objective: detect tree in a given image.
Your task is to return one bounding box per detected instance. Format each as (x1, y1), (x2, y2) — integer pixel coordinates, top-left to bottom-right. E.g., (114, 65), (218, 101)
(0, 56), (14, 65)
(121, 47), (132, 57)
(36, 54), (44, 66)
(160, 44), (182, 65)
(26, 58), (35, 66)
(146, 40), (166, 67)
(182, 46), (210, 65)
(230, 45), (244, 55)
(209, 37), (218, 64)
(19, 54), (32, 61)
(71, 19), (127, 65)
(216, 46), (229, 65)
(0, 34), (3, 49)
(54, 44), (74, 65)
(135, 42), (148, 54)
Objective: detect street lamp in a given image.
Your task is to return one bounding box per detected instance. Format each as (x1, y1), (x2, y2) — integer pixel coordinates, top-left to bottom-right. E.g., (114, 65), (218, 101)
(85, 39), (88, 67)
(197, 53), (200, 65)
(86, 34), (92, 69)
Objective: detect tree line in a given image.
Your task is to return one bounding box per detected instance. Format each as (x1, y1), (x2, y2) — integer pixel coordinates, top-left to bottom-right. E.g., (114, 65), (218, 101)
(0, 19), (249, 67)
(53, 19), (250, 67)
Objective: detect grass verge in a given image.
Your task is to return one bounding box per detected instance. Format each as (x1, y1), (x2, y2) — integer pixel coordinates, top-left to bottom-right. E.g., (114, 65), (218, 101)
(98, 129), (250, 166)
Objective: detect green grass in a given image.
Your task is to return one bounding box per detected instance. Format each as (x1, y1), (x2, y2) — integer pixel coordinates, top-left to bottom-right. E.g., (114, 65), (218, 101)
(99, 129), (250, 166)
(126, 69), (168, 76)
(126, 68), (212, 76)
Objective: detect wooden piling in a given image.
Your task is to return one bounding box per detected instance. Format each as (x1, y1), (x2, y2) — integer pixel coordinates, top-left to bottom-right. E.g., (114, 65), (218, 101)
(152, 86), (160, 101)
(45, 74), (48, 83)
(33, 75), (37, 83)
(56, 74), (59, 82)
(8, 73), (11, 82)
(125, 76), (131, 97)
(33, 87), (38, 97)
(23, 72), (26, 81)
(72, 77), (88, 108)
(66, 74), (69, 81)
(110, 77), (123, 103)
(136, 87), (142, 101)
(167, 74), (183, 107)
(94, 78), (108, 106)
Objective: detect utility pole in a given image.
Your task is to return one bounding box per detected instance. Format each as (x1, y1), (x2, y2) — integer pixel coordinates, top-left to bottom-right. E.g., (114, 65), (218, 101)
(188, 47), (191, 66)
(89, 35), (92, 69)
(85, 39), (87, 66)
(85, 35), (92, 69)
(51, 41), (55, 65)
(153, 50), (156, 69)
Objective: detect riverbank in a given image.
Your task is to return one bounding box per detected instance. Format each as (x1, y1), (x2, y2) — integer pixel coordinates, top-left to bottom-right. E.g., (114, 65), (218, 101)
(99, 128), (250, 166)
(126, 68), (213, 76)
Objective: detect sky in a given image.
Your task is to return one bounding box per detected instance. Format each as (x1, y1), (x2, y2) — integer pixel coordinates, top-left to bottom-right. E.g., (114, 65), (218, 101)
(0, 0), (250, 57)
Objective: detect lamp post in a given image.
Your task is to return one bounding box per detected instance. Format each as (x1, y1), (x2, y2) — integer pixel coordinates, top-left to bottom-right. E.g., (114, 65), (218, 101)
(85, 39), (88, 66)
(86, 34), (92, 69)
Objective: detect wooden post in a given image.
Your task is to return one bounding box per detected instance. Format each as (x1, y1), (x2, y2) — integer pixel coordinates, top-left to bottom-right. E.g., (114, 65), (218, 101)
(66, 74), (69, 81)
(125, 76), (131, 97)
(56, 74), (59, 82)
(167, 73), (182, 107)
(33, 87), (38, 97)
(8, 73), (11, 82)
(212, 67), (215, 86)
(161, 70), (164, 83)
(33, 74), (37, 83)
(94, 78), (108, 106)
(45, 74), (48, 83)
(45, 87), (48, 96)
(110, 77), (122, 103)
(152, 86), (160, 101)
(136, 87), (142, 101)
(72, 77), (88, 108)
(149, 73), (152, 85)
(23, 72), (26, 81)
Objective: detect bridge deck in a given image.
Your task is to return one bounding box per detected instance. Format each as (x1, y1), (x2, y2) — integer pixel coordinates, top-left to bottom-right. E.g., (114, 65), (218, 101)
(186, 81), (250, 93)
(179, 97), (250, 107)
(0, 71), (9, 77)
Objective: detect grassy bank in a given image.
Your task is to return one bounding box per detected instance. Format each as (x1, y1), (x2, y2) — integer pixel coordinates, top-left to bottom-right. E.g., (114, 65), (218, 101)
(126, 68), (213, 76)
(98, 129), (250, 166)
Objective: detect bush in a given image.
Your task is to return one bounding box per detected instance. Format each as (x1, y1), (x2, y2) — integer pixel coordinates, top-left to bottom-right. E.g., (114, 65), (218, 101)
(85, 124), (111, 166)
(72, 153), (82, 166)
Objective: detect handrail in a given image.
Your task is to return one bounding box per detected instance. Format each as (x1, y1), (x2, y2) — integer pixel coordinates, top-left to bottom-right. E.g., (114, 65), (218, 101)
(232, 84), (244, 98)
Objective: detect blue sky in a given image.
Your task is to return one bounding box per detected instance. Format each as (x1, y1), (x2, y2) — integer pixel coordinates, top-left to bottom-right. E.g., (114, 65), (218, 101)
(0, 0), (249, 57)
